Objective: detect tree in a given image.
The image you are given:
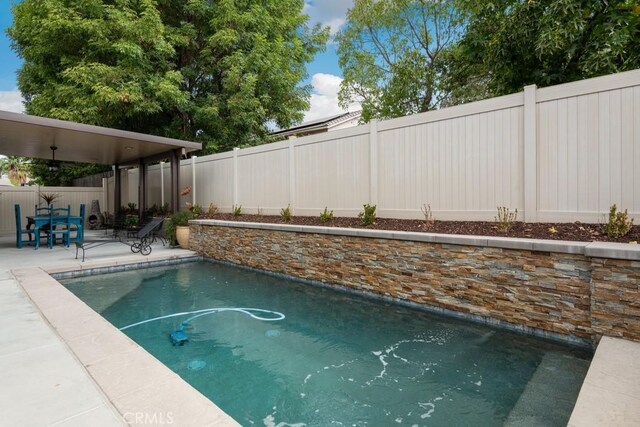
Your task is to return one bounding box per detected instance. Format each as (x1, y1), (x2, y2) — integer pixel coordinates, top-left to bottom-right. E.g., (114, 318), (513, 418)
(443, 0), (640, 102)
(336, 0), (462, 122)
(9, 0), (328, 158)
(0, 156), (30, 185)
(159, 0), (329, 152)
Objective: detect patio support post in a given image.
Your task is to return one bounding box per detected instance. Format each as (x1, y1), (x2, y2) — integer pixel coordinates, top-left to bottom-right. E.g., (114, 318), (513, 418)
(138, 158), (147, 219)
(170, 149), (180, 213)
(113, 165), (121, 215)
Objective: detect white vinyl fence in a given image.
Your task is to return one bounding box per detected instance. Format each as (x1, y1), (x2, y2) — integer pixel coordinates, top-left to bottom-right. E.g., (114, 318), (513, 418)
(117, 69), (640, 223)
(0, 185), (106, 235)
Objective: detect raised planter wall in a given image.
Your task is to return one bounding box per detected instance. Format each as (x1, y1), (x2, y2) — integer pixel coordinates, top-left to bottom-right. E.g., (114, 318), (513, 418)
(190, 220), (640, 346)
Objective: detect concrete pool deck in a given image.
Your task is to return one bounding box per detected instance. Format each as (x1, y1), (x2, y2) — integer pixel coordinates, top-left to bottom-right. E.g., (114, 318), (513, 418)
(0, 231), (238, 426)
(1, 231), (639, 425)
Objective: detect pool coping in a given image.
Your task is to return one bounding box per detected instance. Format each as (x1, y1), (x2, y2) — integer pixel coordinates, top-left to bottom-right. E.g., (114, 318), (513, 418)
(191, 219), (640, 260)
(11, 253), (240, 427)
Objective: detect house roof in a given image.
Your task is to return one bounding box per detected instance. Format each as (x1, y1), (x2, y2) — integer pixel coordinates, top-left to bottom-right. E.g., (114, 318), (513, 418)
(0, 110), (201, 166)
(271, 110), (361, 138)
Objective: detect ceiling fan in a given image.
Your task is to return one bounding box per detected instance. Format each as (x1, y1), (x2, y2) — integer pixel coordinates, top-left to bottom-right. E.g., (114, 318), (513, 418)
(48, 144), (60, 171)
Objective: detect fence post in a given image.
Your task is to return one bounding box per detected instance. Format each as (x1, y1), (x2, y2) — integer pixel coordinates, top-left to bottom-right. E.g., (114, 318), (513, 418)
(233, 147), (239, 209)
(523, 84), (538, 222)
(191, 156), (197, 207)
(369, 119), (378, 205)
(288, 137), (296, 212)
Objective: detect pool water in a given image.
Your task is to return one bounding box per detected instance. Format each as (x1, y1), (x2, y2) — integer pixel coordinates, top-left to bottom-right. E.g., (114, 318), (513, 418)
(64, 262), (591, 426)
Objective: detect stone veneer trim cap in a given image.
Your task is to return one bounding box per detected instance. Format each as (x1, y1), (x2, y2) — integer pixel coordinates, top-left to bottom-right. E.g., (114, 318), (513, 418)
(191, 219), (640, 258)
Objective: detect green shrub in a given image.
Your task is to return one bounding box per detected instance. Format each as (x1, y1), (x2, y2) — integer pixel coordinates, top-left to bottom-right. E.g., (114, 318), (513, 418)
(280, 204), (293, 222)
(358, 204), (377, 226)
(320, 207), (334, 223)
(495, 206), (518, 232)
(604, 204), (634, 238)
(166, 210), (197, 246)
(125, 215), (139, 229)
(190, 204), (203, 216)
(232, 204), (242, 216)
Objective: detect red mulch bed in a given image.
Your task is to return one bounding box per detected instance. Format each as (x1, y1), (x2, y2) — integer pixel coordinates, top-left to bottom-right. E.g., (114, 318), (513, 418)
(199, 213), (639, 243)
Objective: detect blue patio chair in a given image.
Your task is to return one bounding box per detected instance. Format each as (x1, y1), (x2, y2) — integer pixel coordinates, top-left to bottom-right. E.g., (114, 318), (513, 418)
(69, 204), (85, 243)
(35, 204), (52, 216)
(48, 206), (71, 248)
(15, 204), (37, 248)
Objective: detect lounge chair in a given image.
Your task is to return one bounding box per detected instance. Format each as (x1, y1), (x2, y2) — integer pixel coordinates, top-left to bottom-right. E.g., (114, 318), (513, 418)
(75, 216), (165, 262)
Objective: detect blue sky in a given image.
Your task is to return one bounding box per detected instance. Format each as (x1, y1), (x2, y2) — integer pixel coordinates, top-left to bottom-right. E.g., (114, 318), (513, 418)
(0, 0), (355, 121)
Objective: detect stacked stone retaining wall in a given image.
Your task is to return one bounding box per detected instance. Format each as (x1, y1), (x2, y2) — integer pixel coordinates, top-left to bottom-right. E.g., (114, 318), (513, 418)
(190, 221), (640, 346)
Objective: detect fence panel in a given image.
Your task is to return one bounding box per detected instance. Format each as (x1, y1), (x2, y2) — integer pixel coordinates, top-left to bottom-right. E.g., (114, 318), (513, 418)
(236, 144), (289, 214)
(294, 130), (370, 216)
(126, 69), (640, 223)
(0, 186), (104, 235)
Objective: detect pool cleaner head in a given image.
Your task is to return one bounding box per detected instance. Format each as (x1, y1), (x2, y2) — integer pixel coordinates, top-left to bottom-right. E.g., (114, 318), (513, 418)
(170, 325), (189, 346)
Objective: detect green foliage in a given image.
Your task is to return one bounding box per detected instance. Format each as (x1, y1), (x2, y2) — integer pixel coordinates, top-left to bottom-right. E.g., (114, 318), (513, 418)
(320, 207), (334, 223)
(207, 203), (219, 216)
(125, 215), (139, 229)
(39, 192), (61, 205)
(232, 204), (242, 216)
(166, 210), (197, 246)
(280, 204), (292, 222)
(358, 204), (377, 226)
(146, 203), (169, 217)
(336, 0), (461, 121)
(27, 161), (111, 186)
(190, 204), (203, 216)
(604, 204), (634, 238)
(444, 0), (640, 103)
(0, 156), (30, 185)
(9, 0), (329, 155)
(495, 206), (518, 232)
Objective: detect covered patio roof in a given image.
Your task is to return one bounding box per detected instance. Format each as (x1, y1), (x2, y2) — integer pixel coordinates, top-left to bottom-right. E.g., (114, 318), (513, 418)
(0, 110), (201, 213)
(0, 110), (200, 165)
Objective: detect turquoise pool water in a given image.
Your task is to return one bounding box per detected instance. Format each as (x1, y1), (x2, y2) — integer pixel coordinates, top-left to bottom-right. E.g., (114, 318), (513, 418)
(64, 262), (591, 426)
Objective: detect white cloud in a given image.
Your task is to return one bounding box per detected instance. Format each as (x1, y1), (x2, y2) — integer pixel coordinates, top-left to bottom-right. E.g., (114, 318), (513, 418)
(305, 73), (360, 122)
(304, 0), (353, 35)
(0, 90), (24, 113)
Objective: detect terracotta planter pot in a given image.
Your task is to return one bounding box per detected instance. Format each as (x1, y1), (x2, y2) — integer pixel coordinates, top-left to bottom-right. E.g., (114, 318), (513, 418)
(175, 225), (190, 249)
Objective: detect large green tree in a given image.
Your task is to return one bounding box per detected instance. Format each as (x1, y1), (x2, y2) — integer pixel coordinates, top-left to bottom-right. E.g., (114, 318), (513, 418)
(443, 0), (640, 103)
(336, 0), (462, 121)
(9, 0), (328, 157)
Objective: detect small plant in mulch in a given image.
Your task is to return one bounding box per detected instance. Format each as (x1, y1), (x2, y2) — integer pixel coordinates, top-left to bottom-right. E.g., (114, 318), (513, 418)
(280, 204), (293, 222)
(495, 206), (518, 232)
(280, 205), (293, 222)
(232, 204), (242, 216)
(421, 203), (435, 228)
(604, 204), (634, 238)
(320, 207), (334, 223)
(358, 204), (377, 226)
(208, 203), (218, 216)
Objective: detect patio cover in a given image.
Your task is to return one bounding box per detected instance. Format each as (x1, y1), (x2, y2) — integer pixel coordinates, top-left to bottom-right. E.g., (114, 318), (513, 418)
(0, 110), (201, 213)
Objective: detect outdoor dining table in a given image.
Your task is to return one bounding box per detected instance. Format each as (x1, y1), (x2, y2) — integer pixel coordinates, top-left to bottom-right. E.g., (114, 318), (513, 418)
(26, 215), (84, 249)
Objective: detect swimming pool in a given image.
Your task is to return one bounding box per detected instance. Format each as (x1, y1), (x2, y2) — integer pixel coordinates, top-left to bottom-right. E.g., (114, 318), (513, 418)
(64, 261), (591, 426)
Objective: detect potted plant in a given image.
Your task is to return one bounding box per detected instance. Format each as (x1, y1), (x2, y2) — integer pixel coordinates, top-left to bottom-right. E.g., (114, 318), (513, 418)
(40, 192), (61, 206)
(167, 210), (197, 248)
